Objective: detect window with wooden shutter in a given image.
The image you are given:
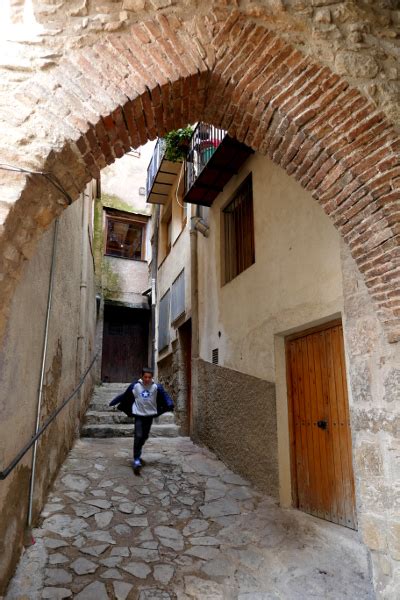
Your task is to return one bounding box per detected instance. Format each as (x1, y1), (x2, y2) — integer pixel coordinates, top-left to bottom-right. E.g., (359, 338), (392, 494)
(222, 174), (255, 284)
(158, 290), (171, 351)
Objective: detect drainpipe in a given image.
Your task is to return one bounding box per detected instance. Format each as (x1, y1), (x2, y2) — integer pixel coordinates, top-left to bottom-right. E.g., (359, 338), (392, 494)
(27, 217), (59, 529)
(76, 190), (90, 419)
(151, 205), (160, 372)
(189, 208), (200, 440)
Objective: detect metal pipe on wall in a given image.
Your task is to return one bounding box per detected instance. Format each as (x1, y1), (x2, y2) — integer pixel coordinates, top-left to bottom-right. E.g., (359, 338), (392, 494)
(76, 190), (90, 381)
(151, 204), (160, 371)
(189, 207), (200, 439)
(27, 217), (59, 528)
(76, 189), (91, 429)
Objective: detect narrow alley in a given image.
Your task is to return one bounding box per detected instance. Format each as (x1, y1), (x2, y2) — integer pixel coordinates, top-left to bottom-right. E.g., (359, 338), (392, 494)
(6, 433), (373, 600)
(1, 3), (400, 599)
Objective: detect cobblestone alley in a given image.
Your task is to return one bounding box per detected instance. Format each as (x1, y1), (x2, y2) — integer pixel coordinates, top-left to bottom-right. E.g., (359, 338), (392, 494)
(6, 436), (374, 600)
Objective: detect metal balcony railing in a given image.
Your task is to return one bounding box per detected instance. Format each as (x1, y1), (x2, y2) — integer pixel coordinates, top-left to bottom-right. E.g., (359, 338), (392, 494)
(184, 123), (227, 195)
(146, 137), (166, 198)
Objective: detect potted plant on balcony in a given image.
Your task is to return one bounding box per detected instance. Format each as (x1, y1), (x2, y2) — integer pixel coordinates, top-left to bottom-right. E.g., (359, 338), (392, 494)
(164, 126), (194, 162)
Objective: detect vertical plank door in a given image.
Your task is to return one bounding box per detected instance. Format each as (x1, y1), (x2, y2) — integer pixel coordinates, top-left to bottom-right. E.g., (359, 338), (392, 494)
(286, 321), (357, 529)
(101, 305), (149, 383)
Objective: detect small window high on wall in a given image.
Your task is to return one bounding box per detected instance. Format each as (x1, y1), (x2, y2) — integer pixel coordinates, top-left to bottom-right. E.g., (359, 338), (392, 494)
(105, 212), (146, 261)
(222, 173), (255, 284)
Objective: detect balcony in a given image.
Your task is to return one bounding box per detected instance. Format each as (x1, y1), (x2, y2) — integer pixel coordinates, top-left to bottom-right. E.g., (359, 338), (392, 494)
(183, 123), (254, 207)
(146, 138), (182, 205)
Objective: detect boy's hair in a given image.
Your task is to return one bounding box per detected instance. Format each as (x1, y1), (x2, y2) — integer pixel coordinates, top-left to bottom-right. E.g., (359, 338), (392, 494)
(142, 367), (154, 376)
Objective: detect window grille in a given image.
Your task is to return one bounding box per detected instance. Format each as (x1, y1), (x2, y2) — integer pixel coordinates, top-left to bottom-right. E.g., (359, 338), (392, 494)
(212, 348), (219, 365)
(222, 174), (255, 284)
(158, 290), (170, 351)
(171, 270), (185, 323)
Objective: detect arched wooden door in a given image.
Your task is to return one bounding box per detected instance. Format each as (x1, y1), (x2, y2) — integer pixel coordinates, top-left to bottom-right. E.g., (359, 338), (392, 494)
(286, 320), (357, 529)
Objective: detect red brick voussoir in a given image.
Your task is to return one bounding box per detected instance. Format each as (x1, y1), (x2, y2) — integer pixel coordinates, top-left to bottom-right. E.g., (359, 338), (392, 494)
(0, 11), (399, 342)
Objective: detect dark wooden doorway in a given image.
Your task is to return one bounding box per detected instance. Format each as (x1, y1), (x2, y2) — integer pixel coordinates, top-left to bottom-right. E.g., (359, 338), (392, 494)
(101, 304), (149, 383)
(286, 320), (357, 529)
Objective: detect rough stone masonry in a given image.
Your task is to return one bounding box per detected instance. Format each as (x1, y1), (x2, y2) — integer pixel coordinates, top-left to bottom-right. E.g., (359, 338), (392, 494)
(0, 1), (399, 597)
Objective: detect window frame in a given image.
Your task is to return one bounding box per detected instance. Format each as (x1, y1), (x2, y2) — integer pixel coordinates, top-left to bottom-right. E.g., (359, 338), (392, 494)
(104, 210), (147, 262)
(221, 173), (255, 285)
(158, 289), (171, 352)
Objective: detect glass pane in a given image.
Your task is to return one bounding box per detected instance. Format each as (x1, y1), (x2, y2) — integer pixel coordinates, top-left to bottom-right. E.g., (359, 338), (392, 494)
(106, 218), (143, 260)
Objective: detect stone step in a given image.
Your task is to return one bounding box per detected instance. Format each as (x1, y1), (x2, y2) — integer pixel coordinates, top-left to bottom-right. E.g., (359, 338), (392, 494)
(81, 423), (180, 438)
(85, 410), (175, 426)
(90, 399), (127, 412)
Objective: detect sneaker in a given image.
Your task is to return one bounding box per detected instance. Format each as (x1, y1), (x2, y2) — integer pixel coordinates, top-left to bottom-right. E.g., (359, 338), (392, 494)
(132, 459), (142, 468)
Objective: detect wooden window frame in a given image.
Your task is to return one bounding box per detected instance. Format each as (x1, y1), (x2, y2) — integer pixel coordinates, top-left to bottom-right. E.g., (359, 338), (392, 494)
(221, 173), (255, 285)
(104, 210), (147, 262)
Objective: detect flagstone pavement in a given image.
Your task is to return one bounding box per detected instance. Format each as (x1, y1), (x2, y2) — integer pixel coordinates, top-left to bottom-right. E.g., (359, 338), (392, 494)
(5, 436), (374, 600)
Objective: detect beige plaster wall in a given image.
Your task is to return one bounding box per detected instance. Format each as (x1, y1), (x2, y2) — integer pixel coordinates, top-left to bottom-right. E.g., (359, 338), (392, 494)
(98, 143), (155, 306)
(198, 152), (344, 379)
(0, 192), (97, 594)
(101, 143), (155, 217)
(197, 152), (344, 504)
(156, 167), (192, 361)
(102, 255), (150, 309)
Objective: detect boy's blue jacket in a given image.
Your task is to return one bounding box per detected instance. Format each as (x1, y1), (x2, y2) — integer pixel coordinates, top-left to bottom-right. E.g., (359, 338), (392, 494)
(109, 380), (174, 417)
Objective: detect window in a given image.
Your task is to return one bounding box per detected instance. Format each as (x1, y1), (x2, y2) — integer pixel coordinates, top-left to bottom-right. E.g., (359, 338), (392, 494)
(158, 290), (170, 351)
(222, 174), (255, 284)
(166, 217), (172, 255)
(171, 269), (185, 323)
(105, 213), (146, 261)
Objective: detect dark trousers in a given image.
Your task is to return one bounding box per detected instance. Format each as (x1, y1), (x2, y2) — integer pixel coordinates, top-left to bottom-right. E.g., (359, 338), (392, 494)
(133, 415), (154, 460)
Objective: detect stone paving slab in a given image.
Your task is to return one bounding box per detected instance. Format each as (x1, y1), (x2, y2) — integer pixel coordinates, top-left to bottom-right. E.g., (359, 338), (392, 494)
(5, 437), (374, 600)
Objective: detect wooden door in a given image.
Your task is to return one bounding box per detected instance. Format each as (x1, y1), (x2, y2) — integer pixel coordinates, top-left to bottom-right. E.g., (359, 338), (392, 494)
(286, 321), (357, 529)
(101, 305), (149, 383)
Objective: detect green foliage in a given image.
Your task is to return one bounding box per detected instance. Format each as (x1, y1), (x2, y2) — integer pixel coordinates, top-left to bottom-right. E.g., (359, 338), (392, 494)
(164, 126), (194, 162)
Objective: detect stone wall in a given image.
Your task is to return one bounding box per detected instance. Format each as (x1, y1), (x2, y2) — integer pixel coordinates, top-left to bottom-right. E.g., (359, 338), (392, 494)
(0, 194), (97, 594)
(157, 334), (190, 434)
(341, 242), (400, 598)
(0, 5), (399, 348)
(196, 359), (279, 498)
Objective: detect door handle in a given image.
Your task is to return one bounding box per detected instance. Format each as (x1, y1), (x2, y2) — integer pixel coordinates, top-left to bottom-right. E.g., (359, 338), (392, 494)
(317, 420), (328, 430)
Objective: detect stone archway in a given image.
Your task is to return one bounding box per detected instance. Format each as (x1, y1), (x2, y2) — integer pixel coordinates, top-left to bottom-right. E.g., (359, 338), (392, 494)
(0, 7), (399, 596)
(0, 10), (399, 344)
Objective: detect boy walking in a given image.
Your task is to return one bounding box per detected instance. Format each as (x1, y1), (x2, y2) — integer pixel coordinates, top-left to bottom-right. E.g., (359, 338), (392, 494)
(109, 368), (174, 473)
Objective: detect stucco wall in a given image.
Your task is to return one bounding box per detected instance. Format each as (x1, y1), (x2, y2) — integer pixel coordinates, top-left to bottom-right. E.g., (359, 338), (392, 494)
(198, 152), (344, 381)
(0, 194), (97, 594)
(157, 217), (192, 360)
(197, 359), (279, 497)
(196, 152), (344, 502)
(102, 255), (150, 308)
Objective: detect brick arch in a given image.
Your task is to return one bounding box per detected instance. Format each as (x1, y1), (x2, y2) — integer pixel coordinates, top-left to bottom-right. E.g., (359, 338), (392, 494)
(0, 11), (399, 341)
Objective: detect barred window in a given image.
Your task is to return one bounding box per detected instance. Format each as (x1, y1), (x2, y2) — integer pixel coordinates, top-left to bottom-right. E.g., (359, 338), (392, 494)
(222, 174), (255, 284)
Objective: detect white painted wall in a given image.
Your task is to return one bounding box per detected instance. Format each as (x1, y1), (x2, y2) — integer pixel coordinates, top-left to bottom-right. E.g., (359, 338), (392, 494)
(101, 142), (155, 212)
(197, 152), (344, 506)
(197, 152), (344, 380)
(101, 141), (155, 262)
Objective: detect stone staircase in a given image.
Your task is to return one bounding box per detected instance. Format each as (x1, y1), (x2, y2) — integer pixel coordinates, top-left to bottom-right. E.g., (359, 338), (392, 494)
(81, 382), (180, 438)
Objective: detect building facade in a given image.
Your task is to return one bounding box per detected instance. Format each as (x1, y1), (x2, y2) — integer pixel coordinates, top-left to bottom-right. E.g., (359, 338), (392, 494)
(148, 123), (400, 597)
(0, 185), (98, 591)
(1, 2), (400, 596)
(94, 150), (153, 383)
